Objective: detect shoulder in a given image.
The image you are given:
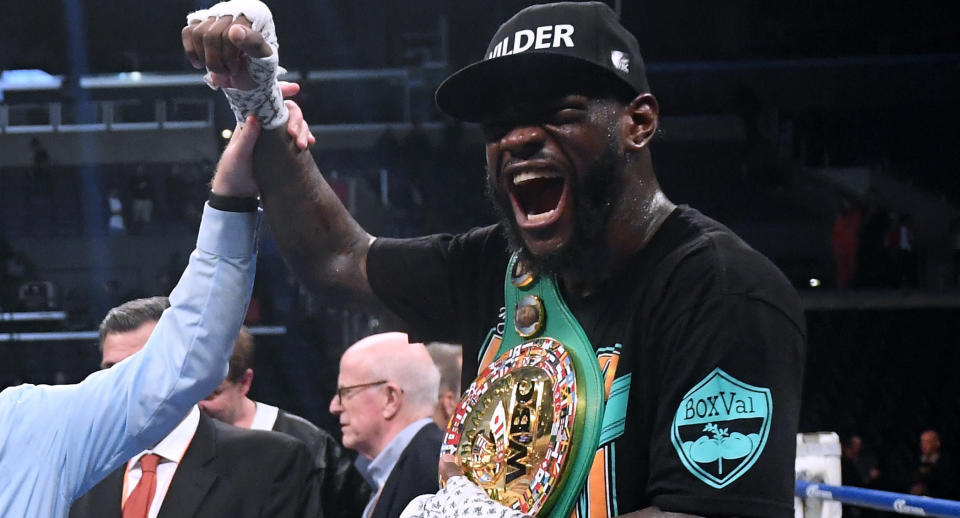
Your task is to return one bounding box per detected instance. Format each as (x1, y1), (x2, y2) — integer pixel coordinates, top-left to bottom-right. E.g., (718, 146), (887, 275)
(0, 384), (37, 410)
(403, 422), (444, 458)
(274, 409), (325, 437)
(385, 423), (442, 489)
(0, 385), (41, 446)
(273, 410), (339, 451)
(371, 224), (505, 260)
(212, 418), (310, 461)
(648, 207), (804, 332)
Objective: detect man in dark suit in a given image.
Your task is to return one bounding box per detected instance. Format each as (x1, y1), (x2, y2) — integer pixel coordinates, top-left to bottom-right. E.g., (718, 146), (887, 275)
(329, 333), (443, 518)
(69, 297), (320, 518)
(200, 326), (371, 518)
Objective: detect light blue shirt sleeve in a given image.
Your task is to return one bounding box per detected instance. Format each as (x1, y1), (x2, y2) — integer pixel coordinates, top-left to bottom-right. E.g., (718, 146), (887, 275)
(0, 203), (260, 518)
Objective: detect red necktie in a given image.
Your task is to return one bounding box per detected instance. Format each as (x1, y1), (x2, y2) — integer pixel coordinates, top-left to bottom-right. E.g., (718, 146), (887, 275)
(123, 454), (162, 518)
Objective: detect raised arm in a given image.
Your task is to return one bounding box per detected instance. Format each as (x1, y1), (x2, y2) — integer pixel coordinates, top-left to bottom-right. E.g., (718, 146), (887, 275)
(0, 120), (265, 518)
(253, 128), (377, 304)
(182, 3), (380, 307)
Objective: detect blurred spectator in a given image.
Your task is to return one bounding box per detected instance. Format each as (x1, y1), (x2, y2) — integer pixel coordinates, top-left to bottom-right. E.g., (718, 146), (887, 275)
(106, 187), (126, 235)
(129, 164), (154, 230)
(199, 327), (371, 518)
(426, 342), (462, 428)
(165, 162), (187, 221)
(19, 281), (55, 312)
(30, 138), (49, 173)
(831, 197), (861, 289)
(856, 188), (891, 288)
(399, 120), (430, 187)
(374, 129), (401, 171)
(909, 429), (958, 499)
(5, 251), (36, 311)
(97, 280), (124, 323)
(950, 218), (960, 288)
(840, 434), (881, 518)
(841, 434), (880, 487)
(895, 213), (917, 288)
(28, 137), (52, 196)
(26, 138), (54, 232)
(0, 235), (12, 311)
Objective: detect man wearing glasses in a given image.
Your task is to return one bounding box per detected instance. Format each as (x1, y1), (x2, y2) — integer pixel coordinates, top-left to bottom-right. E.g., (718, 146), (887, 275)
(329, 332), (443, 518)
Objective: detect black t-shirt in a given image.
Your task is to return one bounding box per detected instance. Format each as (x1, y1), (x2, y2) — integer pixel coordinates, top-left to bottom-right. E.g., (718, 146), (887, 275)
(367, 206), (805, 517)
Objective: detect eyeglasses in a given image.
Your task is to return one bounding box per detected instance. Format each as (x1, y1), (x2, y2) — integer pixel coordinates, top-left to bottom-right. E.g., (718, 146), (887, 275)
(335, 380), (388, 406)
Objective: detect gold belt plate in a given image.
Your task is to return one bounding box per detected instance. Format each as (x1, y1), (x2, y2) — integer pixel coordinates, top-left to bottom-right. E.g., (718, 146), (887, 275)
(442, 338), (578, 515)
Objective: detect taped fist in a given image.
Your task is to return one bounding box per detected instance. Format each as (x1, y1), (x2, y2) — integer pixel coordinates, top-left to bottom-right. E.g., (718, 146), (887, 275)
(183, 0), (289, 129)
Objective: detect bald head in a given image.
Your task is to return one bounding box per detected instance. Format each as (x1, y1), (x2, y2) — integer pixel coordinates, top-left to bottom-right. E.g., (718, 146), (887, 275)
(333, 332), (441, 459)
(341, 332), (440, 418)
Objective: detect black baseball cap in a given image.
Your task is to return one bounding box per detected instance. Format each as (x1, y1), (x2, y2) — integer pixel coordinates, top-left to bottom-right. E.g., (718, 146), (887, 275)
(435, 1), (650, 122)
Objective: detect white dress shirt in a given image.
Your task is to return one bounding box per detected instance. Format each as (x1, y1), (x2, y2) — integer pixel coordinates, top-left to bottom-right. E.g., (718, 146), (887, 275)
(249, 401), (280, 431)
(122, 406), (201, 518)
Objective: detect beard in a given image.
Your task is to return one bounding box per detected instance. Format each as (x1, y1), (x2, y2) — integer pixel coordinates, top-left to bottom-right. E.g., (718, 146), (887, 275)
(486, 139), (624, 276)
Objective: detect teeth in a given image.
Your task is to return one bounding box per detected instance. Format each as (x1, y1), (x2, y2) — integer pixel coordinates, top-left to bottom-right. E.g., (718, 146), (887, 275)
(513, 171), (562, 185)
(527, 208), (557, 222)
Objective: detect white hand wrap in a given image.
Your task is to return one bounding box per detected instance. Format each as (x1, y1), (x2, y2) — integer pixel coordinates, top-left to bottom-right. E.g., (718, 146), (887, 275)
(187, 0), (289, 129)
(399, 476), (531, 518)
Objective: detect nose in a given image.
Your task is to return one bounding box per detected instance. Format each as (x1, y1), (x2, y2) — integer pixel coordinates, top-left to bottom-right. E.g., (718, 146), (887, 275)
(329, 395), (342, 415)
(499, 124), (547, 159)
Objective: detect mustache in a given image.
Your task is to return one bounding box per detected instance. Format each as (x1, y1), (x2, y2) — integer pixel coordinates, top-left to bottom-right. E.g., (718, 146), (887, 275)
(499, 152), (557, 176)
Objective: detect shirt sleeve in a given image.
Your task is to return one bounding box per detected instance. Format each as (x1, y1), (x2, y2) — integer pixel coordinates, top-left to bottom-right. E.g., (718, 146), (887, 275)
(646, 293), (805, 517)
(1, 203), (260, 503)
(366, 225), (505, 346)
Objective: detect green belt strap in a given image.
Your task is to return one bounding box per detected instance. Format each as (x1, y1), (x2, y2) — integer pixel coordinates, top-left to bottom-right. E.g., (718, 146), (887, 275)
(499, 253), (606, 518)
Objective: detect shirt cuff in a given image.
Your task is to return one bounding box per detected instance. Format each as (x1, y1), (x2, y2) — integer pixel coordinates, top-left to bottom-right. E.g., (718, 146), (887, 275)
(208, 190), (260, 212)
(197, 202), (261, 258)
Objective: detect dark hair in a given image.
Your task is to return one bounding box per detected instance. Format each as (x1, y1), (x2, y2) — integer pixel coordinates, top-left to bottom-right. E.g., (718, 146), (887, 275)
(227, 326), (255, 382)
(98, 296), (170, 345)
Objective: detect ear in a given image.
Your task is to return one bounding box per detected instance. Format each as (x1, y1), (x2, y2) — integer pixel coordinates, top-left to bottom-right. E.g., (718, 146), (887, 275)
(381, 383), (404, 420)
(624, 93), (659, 151)
(239, 368), (254, 396)
(441, 391), (458, 416)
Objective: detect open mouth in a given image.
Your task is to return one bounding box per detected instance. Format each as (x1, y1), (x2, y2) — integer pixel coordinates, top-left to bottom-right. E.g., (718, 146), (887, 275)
(509, 171), (568, 226)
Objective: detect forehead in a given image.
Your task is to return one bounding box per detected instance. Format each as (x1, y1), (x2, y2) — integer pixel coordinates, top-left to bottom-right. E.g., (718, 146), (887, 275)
(338, 350), (371, 382)
(101, 320), (158, 364)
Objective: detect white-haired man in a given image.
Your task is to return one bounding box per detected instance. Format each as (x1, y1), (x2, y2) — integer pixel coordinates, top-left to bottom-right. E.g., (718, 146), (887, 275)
(330, 332), (442, 518)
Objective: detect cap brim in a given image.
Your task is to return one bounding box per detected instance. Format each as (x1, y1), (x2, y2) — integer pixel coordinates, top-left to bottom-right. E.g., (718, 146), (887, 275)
(435, 52), (636, 122)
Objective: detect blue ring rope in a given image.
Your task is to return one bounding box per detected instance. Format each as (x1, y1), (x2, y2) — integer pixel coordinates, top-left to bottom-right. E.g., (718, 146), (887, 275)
(796, 480), (960, 517)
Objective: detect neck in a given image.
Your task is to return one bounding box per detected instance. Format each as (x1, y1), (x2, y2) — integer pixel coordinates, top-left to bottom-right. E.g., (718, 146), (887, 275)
(559, 186), (674, 299)
(235, 397), (258, 428)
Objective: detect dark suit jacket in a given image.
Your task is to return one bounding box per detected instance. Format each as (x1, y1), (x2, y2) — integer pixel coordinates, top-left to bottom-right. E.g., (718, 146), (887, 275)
(273, 409), (371, 518)
(70, 412), (320, 518)
(370, 422), (443, 518)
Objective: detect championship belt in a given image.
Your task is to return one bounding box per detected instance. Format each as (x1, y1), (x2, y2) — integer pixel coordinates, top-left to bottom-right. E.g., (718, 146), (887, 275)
(442, 253), (605, 518)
